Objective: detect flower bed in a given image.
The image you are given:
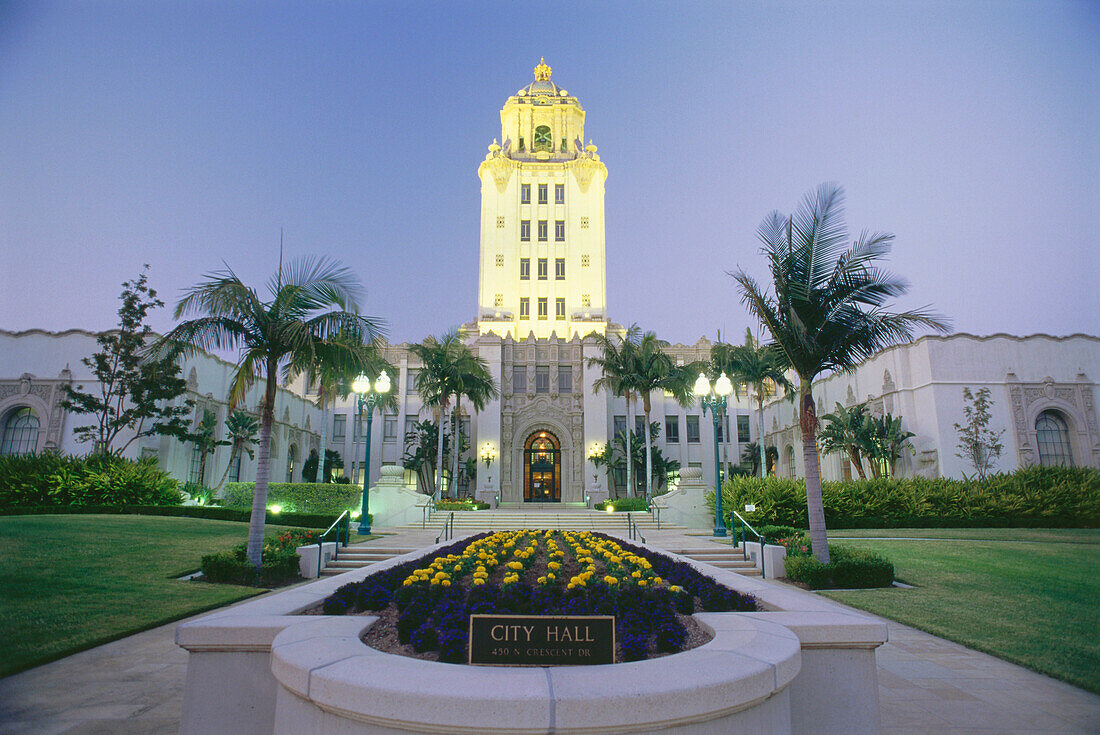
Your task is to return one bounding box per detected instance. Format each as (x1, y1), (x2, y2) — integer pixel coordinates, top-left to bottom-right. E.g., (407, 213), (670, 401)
(322, 530), (755, 663)
(200, 528), (320, 587)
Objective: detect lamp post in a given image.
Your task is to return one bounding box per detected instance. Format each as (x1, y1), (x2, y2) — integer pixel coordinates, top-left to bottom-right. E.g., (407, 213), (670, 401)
(352, 370), (391, 535)
(694, 371), (733, 537)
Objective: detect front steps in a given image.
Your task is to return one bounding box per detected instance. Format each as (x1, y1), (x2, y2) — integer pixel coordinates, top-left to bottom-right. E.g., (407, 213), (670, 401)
(319, 546), (416, 577)
(390, 509), (684, 534)
(663, 543), (762, 577)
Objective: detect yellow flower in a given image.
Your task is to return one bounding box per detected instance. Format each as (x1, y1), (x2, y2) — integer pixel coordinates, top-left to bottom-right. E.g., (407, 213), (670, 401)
(604, 576), (618, 585)
(637, 580), (647, 587)
(653, 576), (662, 585)
(631, 570), (642, 578)
(442, 579), (451, 587)
(473, 578), (485, 586)
(548, 561), (561, 570)
(669, 585), (682, 593)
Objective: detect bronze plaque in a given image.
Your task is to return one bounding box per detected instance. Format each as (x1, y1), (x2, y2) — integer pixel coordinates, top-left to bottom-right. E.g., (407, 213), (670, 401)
(468, 614), (615, 666)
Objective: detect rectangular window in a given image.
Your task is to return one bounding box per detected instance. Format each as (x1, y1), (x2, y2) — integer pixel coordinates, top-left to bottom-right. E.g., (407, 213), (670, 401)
(635, 415), (646, 437)
(535, 366), (550, 393)
(538, 220), (548, 241)
(580, 216), (589, 229)
(493, 293), (503, 307)
(383, 415), (397, 442)
(737, 415), (751, 443)
(581, 294), (591, 307)
(333, 414), (346, 440)
(404, 417), (419, 443)
(538, 183), (548, 204)
(494, 254), (504, 267)
(686, 415), (701, 443)
(581, 254), (590, 267)
(519, 297), (530, 319)
(460, 417), (471, 444)
(537, 297), (548, 319)
(555, 297), (565, 319)
(613, 415), (627, 438)
(513, 365), (527, 392)
(716, 415), (728, 443)
(555, 258), (565, 279)
(520, 258), (530, 280)
(555, 184), (565, 204)
(555, 220), (565, 241)
(496, 216), (505, 228)
(557, 365), (572, 393)
(521, 184), (530, 204)
(665, 416), (680, 443)
(228, 453), (241, 483)
(406, 369), (420, 395)
(537, 258), (548, 280)
(520, 220), (531, 241)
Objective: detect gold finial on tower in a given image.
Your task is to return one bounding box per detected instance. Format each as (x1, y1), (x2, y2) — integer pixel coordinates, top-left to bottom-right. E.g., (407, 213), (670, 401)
(533, 57), (552, 81)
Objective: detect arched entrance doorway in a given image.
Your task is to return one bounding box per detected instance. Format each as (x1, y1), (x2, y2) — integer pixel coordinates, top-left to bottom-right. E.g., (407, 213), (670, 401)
(523, 431), (561, 502)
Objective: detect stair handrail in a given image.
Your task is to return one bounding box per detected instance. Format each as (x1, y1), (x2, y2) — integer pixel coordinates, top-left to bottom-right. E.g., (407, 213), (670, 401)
(316, 510), (351, 578)
(435, 511), (455, 544)
(625, 512), (646, 544)
(729, 510), (765, 579)
(422, 500), (435, 529)
(652, 503), (662, 530)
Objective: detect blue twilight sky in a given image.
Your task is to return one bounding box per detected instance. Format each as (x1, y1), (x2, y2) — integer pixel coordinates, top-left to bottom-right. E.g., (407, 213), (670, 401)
(1, 1), (1097, 348)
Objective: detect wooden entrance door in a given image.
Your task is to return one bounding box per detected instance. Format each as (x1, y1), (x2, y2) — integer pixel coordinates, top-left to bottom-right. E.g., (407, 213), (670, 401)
(523, 431), (561, 502)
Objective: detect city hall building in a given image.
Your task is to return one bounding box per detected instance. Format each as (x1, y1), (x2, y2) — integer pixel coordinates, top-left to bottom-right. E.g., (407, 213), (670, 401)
(2, 60), (1097, 497)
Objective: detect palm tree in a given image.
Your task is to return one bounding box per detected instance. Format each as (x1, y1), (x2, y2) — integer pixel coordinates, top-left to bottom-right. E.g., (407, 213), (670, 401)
(160, 256), (384, 568)
(712, 328), (793, 484)
(214, 410), (260, 493)
(732, 183), (949, 563)
(866, 413), (914, 477)
(411, 331), (496, 500)
(632, 331), (705, 500)
(819, 402), (871, 479)
(588, 326), (641, 498)
(185, 408), (228, 487)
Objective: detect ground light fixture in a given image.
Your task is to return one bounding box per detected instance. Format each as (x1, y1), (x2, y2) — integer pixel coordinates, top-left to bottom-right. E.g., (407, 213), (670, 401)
(352, 370), (391, 535)
(694, 371), (733, 537)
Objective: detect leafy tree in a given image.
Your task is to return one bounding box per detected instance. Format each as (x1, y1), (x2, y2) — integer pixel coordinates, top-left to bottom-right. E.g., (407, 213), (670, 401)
(402, 419), (449, 494)
(819, 402), (871, 479)
(733, 183), (949, 562)
(954, 387), (1004, 479)
(160, 256), (383, 568)
(865, 412), (914, 477)
(213, 410), (260, 492)
(410, 331), (496, 500)
(632, 331), (705, 500)
(712, 328), (793, 482)
(182, 408), (229, 486)
(588, 326), (642, 497)
(302, 449), (343, 483)
(62, 268), (193, 455)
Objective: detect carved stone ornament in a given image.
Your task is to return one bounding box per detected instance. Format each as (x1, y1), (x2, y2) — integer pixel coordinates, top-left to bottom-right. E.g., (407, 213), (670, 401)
(568, 157), (603, 194)
(480, 155), (514, 194)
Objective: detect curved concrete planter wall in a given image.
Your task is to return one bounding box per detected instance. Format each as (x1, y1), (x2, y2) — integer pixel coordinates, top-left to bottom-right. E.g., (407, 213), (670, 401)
(178, 534), (887, 735)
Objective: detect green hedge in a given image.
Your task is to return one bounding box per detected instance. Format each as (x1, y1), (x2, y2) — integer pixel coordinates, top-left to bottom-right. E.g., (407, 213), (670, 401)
(201, 528), (320, 586)
(785, 545), (895, 589)
(435, 499), (490, 511)
(595, 497), (650, 512)
(222, 482), (362, 515)
(708, 466), (1100, 529)
(0, 453), (181, 510)
(0, 503), (339, 529)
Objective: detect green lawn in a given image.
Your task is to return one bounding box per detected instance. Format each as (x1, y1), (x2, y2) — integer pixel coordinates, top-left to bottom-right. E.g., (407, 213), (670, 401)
(830, 527), (1100, 544)
(0, 514), (319, 678)
(819, 531), (1100, 693)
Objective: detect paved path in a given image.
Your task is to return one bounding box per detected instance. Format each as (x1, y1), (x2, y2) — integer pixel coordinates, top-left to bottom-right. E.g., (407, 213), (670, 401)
(1, 528), (1097, 734)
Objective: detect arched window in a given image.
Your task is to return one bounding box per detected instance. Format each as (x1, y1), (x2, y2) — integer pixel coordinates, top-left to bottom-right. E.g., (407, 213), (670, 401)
(287, 445), (298, 482)
(785, 445), (796, 477)
(1035, 411), (1074, 467)
(533, 125), (552, 152)
(188, 445), (203, 484)
(0, 407), (40, 455)
(228, 453), (242, 483)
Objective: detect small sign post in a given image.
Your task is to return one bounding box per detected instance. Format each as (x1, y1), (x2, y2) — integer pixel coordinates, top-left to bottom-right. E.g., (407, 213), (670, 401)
(744, 504), (756, 512)
(468, 615), (615, 666)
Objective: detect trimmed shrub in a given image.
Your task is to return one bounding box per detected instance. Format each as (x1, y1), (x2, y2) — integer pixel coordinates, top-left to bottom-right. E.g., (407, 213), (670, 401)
(200, 528), (319, 587)
(435, 499), (490, 511)
(784, 545), (894, 589)
(757, 525), (802, 545)
(594, 497), (649, 512)
(0, 453), (181, 510)
(708, 466), (1100, 529)
(222, 482), (361, 515)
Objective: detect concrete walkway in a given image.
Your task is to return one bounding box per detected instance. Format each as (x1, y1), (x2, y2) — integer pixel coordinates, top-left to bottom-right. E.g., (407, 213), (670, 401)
(1, 528), (1097, 734)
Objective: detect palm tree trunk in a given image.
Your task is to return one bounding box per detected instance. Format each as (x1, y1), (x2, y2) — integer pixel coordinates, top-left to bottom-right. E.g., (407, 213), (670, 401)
(799, 380), (830, 564)
(623, 393), (634, 499)
(642, 394), (653, 501)
(755, 392), (767, 477)
(214, 445), (239, 494)
(247, 372), (277, 568)
(318, 393), (328, 483)
(451, 399), (461, 499)
(433, 399), (447, 501)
